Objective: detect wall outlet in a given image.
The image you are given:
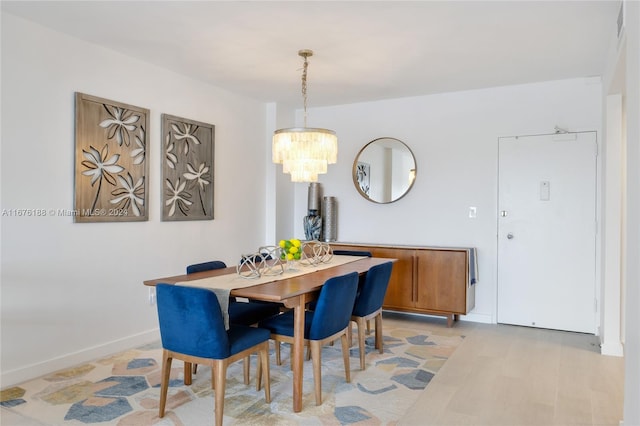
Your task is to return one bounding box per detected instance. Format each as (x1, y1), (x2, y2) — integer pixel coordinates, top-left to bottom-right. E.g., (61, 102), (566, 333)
(148, 288), (156, 306)
(468, 207), (477, 218)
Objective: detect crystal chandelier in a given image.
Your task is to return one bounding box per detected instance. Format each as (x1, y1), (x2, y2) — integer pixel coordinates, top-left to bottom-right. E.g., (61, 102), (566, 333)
(272, 50), (337, 183)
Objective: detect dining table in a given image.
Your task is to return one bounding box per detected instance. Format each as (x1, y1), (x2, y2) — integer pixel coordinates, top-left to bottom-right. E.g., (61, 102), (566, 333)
(143, 255), (395, 413)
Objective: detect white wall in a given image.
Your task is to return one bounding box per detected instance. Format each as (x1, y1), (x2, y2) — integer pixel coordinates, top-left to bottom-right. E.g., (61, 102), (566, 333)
(298, 78), (603, 324)
(621, 2), (640, 423)
(1, 14), (269, 385)
(601, 1), (640, 423)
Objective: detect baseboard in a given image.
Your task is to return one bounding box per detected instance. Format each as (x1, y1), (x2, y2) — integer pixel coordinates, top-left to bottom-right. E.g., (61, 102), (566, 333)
(600, 341), (624, 357)
(383, 309), (494, 325)
(459, 312), (493, 324)
(1, 328), (160, 388)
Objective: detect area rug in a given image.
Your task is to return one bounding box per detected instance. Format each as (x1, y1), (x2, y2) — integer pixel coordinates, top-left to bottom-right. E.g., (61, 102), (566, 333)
(1, 324), (465, 425)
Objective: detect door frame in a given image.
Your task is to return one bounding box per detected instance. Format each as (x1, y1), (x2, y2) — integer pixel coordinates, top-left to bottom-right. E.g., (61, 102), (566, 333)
(495, 130), (602, 334)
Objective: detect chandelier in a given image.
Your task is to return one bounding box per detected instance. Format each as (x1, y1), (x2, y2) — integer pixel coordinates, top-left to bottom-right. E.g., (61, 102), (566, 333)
(272, 49), (338, 182)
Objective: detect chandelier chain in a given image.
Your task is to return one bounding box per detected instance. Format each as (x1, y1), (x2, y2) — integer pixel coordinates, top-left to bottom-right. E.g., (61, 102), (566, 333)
(301, 55), (309, 127)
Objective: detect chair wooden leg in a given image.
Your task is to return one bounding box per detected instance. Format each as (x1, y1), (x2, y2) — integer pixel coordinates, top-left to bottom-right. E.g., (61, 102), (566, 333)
(213, 359), (228, 426)
(159, 350), (172, 418)
(305, 345), (311, 361)
(366, 319), (371, 335)
(340, 333), (351, 382)
(356, 317), (366, 370)
(184, 362), (192, 385)
(275, 341), (281, 365)
(375, 313), (384, 354)
(243, 356), (250, 385)
(259, 342), (271, 402)
(311, 340), (322, 406)
(256, 351), (262, 391)
(193, 363), (198, 374)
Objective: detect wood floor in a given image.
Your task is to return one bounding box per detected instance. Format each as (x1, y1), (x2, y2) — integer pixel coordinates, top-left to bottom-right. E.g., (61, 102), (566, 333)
(388, 313), (625, 426)
(1, 313), (625, 426)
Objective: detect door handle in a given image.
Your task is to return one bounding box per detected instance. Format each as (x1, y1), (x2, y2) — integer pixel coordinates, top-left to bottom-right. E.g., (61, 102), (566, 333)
(507, 233), (514, 239)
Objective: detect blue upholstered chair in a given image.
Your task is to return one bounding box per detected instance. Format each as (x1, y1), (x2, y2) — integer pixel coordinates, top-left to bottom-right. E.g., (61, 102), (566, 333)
(186, 261), (281, 376)
(349, 261), (393, 370)
(333, 250), (373, 333)
(259, 271), (359, 406)
(186, 260), (281, 327)
(186, 260), (227, 274)
(333, 250), (372, 257)
(307, 249), (373, 329)
(307, 250), (372, 312)
(156, 284), (271, 426)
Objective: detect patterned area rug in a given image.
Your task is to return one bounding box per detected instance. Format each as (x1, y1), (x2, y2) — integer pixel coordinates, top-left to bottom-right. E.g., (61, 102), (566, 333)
(1, 323), (465, 425)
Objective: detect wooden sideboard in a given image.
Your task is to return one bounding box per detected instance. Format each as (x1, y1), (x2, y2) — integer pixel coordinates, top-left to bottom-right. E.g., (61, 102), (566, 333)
(331, 242), (475, 327)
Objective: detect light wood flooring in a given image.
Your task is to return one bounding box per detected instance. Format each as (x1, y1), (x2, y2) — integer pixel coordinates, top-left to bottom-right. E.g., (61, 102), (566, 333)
(388, 313), (625, 426)
(1, 313), (625, 425)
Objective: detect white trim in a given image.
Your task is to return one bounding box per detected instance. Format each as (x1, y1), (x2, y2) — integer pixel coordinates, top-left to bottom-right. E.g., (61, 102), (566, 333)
(383, 310), (493, 325)
(460, 312), (493, 324)
(1, 329), (160, 387)
(601, 341), (625, 357)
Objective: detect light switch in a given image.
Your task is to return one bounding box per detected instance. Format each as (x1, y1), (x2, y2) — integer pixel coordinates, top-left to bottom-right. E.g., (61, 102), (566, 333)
(469, 207), (477, 218)
(540, 181), (550, 201)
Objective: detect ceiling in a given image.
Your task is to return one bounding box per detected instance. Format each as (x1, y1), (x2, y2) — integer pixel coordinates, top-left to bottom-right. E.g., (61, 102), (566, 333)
(2, 1), (620, 107)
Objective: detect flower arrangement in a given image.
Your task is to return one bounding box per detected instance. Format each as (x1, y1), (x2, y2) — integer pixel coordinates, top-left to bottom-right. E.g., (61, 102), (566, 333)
(279, 238), (302, 261)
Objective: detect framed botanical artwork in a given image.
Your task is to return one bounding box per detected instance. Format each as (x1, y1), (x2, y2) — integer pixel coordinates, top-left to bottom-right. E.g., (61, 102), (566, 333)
(356, 161), (370, 196)
(74, 93), (149, 222)
(161, 114), (214, 221)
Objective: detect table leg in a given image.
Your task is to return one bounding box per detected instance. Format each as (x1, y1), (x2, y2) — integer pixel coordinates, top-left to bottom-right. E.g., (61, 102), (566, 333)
(291, 294), (306, 412)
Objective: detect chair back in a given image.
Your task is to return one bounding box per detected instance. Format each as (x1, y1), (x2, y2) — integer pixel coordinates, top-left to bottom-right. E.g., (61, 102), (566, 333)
(186, 260), (227, 274)
(352, 261), (393, 317)
(333, 250), (372, 257)
(309, 272), (359, 340)
(156, 284), (230, 359)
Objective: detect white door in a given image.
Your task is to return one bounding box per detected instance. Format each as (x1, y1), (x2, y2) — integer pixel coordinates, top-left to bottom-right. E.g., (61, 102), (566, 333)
(497, 132), (597, 333)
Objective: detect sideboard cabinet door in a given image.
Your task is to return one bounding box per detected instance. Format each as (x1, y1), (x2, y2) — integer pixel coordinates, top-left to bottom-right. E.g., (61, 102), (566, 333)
(369, 247), (414, 310)
(414, 249), (467, 314)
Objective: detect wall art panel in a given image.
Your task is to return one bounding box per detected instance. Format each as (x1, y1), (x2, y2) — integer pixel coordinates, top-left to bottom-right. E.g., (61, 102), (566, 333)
(74, 93), (149, 222)
(161, 114), (214, 221)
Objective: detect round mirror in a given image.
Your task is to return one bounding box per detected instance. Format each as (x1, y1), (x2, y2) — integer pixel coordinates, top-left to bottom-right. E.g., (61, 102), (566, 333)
(352, 137), (417, 203)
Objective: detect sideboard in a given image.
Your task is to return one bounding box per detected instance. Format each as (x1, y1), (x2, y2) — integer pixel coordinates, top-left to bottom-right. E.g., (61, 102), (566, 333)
(330, 242), (476, 327)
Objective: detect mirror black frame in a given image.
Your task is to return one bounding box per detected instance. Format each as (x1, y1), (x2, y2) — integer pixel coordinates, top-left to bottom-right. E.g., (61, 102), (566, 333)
(352, 137), (417, 204)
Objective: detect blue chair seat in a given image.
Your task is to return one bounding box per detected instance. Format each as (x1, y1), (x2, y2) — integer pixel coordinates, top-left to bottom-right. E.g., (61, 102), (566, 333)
(227, 325), (272, 355)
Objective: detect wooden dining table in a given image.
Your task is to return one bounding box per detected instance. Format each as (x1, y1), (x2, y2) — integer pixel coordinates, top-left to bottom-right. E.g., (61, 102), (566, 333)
(143, 256), (395, 413)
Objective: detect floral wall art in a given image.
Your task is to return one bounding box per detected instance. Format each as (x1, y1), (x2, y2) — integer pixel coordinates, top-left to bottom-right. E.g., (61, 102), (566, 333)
(161, 114), (214, 221)
(74, 93), (149, 222)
